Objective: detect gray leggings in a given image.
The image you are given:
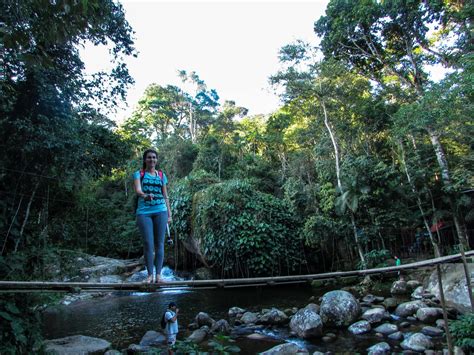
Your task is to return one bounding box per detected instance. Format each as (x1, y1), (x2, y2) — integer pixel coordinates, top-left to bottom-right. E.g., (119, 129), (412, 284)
(136, 211), (168, 276)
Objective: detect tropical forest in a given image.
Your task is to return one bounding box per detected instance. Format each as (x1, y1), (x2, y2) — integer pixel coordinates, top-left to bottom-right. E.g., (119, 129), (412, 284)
(0, 0), (472, 354)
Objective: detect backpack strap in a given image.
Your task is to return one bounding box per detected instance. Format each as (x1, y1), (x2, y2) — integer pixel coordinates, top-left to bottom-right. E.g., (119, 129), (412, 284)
(158, 169), (163, 180)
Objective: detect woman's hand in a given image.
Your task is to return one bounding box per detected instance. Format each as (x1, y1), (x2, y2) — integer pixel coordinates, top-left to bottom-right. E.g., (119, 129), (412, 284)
(144, 193), (155, 201)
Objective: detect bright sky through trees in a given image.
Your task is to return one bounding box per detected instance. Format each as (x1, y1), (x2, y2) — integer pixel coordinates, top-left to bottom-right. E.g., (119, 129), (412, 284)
(81, 0), (329, 123)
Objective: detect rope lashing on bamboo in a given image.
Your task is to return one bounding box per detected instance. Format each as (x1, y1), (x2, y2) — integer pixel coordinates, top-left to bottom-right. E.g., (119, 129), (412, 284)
(0, 251), (472, 293)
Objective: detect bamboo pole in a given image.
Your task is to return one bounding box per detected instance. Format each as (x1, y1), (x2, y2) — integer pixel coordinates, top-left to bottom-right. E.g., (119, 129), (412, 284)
(436, 264), (454, 355)
(0, 251), (472, 293)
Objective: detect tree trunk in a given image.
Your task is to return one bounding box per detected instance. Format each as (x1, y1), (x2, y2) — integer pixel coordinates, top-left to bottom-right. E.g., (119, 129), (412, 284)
(320, 99), (367, 271)
(15, 181), (40, 252)
(399, 143), (440, 257)
(2, 196), (24, 255)
(427, 128), (470, 250)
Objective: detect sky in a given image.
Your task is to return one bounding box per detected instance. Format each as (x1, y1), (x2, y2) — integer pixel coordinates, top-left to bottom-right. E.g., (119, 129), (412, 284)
(81, 0), (329, 123)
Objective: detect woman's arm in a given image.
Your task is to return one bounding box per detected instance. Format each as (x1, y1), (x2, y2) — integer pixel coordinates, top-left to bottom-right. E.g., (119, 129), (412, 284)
(162, 184), (172, 222)
(133, 178), (152, 200)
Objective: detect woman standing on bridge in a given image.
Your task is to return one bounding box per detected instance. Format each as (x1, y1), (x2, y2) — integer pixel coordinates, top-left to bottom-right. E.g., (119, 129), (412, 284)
(133, 149), (172, 283)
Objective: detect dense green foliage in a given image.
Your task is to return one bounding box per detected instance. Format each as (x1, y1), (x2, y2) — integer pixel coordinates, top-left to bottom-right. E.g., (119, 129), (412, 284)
(193, 180), (302, 277)
(449, 313), (474, 352)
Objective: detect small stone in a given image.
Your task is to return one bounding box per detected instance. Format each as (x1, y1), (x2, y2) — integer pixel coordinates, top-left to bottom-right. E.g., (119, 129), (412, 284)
(399, 321), (411, 328)
(401, 333), (434, 352)
(348, 320), (371, 335)
(436, 319), (446, 329)
(367, 341), (391, 355)
(374, 323), (398, 335)
(388, 331), (404, 341)
(421, 326), (444, 337)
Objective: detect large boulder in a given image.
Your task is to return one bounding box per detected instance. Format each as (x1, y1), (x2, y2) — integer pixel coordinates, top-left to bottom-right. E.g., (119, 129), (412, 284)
(425, 263), (474, 313)
(401, 333), (434, 352)
(320, 290), (360, 327)
(195, 312), (215, 327)
(187, 326), (209, 343)
(416, 307), (443, 323)
(258, 308), (288, 325)
(139, 330), (166, 347)
(240, 312), (258, 324)
(210, 319), (231, 334)
(260, 342), (308, 354)
(394, 300), (427, 317)
(44, 335), (111, 355)
(228, 306), (246, 318)
(390, 280), (408, 295)
(289, 304), (323, 339)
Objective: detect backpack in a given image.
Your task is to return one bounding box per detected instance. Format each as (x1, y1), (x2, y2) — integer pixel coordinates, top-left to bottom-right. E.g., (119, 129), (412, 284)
(160, 311), (168, 329)
(132, 169), (163, 213)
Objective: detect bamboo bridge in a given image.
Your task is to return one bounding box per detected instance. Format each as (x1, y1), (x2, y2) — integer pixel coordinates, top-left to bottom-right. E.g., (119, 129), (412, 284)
(0, 251), (472, 293)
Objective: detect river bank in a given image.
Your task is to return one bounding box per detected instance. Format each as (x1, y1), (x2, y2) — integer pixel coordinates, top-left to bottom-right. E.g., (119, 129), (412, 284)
(41, 254), (472, 354)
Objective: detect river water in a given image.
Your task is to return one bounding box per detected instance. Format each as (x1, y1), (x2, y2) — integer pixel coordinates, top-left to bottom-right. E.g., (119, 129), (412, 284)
(41, 270), (447, 353)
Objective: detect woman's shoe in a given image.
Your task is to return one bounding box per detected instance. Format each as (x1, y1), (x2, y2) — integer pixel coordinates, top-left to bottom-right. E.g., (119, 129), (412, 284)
(143, 275), (153, 284)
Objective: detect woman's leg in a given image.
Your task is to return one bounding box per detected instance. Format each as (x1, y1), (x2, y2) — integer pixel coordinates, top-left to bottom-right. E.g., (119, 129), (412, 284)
(152, 211), (168, 279)
(137, 214), (155, 280)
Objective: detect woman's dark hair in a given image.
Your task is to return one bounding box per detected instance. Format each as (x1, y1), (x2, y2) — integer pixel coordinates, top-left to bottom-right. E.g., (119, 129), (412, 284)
(142, 149), (158, 170)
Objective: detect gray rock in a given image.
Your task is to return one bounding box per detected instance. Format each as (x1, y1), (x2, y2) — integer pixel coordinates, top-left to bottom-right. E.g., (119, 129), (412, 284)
(260, 342), (307, 354)
(228, 306), (246, 318)
(401, 332), (433, 352)
(411, 286), (424, 299)
(348, 320), (371, 335)
(246, 333), (268, 340)
(44, 335), (111, 355)
(363, 294), (376, 304)
(289, 304), (323, 339)
(421, 326), (444, 337)
(210, 319), (231, 335)
(361, 308), (389, 324)
(407, 280), (422, 290)
(258, 308), (288, 325)
(382, 297), (399, 310)
(367, 341), (391, 355)
(436, 319), (446, 329)
(394, 300), (427, 317)
(320, 290), (360, 327)
(241, 311), (258, 324)
(374, 323), (398, 335)
(391, 280), (408, 295)
(425, 263), (474, 313)
(104, 351), (121, 355)
(187, 326), (209, 343)
(195, 312), (215, 327)
(399, 321), (411, 328)
(374, 296), (385, 303)
(127, 344), (163, 354)
(388, 331), (404, 341)
(416, 307), (443, 323)
(139, 330), (166, 347)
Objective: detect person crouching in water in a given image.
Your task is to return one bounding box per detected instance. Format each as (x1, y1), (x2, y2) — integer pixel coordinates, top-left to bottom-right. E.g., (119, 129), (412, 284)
(133, 149), (172, 284)
(164, 302), (179, 353)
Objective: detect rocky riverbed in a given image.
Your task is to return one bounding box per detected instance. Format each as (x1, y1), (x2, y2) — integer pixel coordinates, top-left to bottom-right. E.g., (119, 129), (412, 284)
(42, 255), (472, 354)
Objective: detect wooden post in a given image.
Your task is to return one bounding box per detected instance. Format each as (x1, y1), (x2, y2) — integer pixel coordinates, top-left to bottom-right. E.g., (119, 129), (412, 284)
(436, 264), (454, 355)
